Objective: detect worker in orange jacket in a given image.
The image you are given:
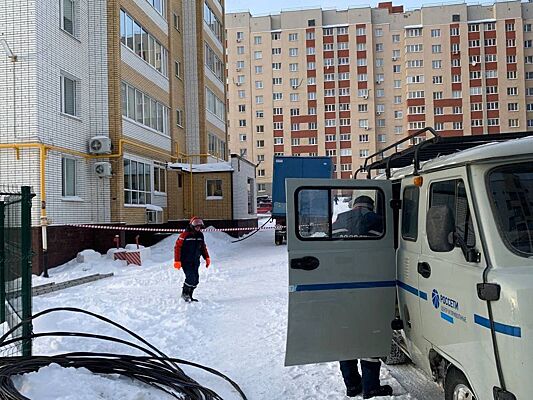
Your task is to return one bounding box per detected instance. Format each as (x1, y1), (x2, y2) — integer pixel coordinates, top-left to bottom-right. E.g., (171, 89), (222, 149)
(174, 217), (210, 302)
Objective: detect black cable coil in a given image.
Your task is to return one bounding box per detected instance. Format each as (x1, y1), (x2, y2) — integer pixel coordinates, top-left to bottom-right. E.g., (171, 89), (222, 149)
(0, 307), (247, 400)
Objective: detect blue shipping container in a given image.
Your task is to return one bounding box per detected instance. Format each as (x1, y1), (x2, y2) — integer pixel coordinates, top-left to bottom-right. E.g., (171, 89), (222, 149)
(271, 156), (333, 218)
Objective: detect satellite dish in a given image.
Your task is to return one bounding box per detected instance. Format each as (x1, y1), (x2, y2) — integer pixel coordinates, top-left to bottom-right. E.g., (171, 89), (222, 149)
(471, 61), (477, 66)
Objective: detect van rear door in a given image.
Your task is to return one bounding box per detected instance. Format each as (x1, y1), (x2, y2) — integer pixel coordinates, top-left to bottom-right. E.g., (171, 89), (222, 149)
(285, 178), (396, 366)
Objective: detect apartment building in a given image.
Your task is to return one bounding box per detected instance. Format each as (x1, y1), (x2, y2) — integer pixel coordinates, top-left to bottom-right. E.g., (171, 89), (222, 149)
(227, 1), (533, 195)
(0, 0), (238, 272)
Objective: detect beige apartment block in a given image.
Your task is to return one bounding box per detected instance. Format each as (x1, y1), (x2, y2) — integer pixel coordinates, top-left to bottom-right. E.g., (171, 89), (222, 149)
(111, 0), (228, 224)
(227, 1), (533, 195)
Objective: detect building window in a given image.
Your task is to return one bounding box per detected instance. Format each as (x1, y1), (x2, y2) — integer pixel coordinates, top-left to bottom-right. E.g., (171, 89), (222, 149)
(206, 179), (223, 199)
(173, 12), (180, 30)
(122, 81), (170, 135)
(61, 0), (76, 36)
(176, 109), (183, 127)
(203, 1), (223, 44)
(174, 60), (182, 79)
(61, 73), (79, 117)
(124, 158), (152, 205)
(62, 157), (77, 197)
(120, 9), (169, 76)
(154, 162), (166, 193)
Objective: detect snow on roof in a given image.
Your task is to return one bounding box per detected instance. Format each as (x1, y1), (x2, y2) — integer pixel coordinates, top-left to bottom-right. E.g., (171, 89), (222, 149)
(168, 162), (234, 173)
(145, 204), (163, 212)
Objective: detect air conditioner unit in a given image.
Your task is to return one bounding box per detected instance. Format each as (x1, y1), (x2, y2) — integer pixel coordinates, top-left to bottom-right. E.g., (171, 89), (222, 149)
(392, 57), (398, 61)
(376, 80), (382, 84)
(364, 126), (370, 130)
(235, 82), (242, 86)
(94, 162), (112, 178)
(236, 67), (242, 71)
(88, 136), (111, 154)
(236, 38), (242, 43)
(376, 111), (382, 115)
(452, 50), (459, 55)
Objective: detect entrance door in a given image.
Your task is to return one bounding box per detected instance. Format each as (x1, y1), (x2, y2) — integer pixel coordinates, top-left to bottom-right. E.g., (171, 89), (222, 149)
(285, 178), (396, 366)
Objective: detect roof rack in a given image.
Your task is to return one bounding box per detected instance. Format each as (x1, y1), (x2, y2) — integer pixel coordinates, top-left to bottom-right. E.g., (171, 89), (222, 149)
(356, 127), (533, 179)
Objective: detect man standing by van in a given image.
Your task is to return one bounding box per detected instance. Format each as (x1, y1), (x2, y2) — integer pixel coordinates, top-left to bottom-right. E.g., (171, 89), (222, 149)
(333, 195), (392, 398)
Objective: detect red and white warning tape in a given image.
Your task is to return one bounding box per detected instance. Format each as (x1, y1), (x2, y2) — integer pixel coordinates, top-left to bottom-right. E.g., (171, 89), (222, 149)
(66, 224), (286, 233)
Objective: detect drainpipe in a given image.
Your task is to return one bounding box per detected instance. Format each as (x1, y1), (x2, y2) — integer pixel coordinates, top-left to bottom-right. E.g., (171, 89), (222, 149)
(39, 146), (49, 277)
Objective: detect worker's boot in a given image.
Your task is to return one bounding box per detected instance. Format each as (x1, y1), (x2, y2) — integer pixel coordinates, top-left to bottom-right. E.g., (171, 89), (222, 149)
(189, 287), (199, 302)
(181, 285), (192, 302)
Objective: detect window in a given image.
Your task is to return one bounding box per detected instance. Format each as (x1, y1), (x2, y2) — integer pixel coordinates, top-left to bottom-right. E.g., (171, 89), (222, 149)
(176, 109), (183, 127)
(62, 157), (77, 197)
(254, 36), (262, 45)
(61, 0), (76, 36)
(429, 179), (476, 249)
(256, 140), (264, 148)
(203, 1), (223, 43)
(239, 119), (246, 127)
(174, 60), (182, 79)
(239, 134), (247, 141)
(272, 32), (280, 40)
(121, 10), (168, 76)
(272, 48), (281, 55)
(153, 162), (166, 193)
(488, 163), (533, 256)
(204, 43), (224, 82)
(206, 87), (225, 121)
(61, 73), (79, 117)
(256, 125), (264, 133)
(206, 179), (223, 199)
(402, 186), (419, 240)
(256, 110), (264, 118)
(238, 104), (245, 112)
(289, 33), (298, 41)
(124, 158), (152, 205)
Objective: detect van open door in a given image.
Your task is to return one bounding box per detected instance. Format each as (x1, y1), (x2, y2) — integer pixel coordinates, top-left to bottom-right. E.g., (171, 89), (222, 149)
(285, 178), (396, 366)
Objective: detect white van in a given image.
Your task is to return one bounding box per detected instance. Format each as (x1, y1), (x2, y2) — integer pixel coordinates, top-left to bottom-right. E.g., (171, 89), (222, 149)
(284, 129), (533, 400)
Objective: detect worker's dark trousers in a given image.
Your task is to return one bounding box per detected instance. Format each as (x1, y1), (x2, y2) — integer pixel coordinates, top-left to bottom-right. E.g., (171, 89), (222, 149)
(339, 359), (381, 394)
(182, 260), (200, 288)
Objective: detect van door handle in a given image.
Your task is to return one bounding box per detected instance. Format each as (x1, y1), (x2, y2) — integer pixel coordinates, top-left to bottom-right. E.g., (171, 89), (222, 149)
(417, 262), (431, 278)
(291, 256), (320, 271)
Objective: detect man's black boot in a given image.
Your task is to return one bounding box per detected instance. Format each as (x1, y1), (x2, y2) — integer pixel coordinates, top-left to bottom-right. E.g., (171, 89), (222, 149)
(346, 383), (362, 397)
(362, 384), (393, 399)
(189, 287), (199, 302)
(181, 286), (192, 302)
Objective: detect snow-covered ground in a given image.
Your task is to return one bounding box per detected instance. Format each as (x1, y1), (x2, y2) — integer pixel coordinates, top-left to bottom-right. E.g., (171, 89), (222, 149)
(14, 217), (435, 399)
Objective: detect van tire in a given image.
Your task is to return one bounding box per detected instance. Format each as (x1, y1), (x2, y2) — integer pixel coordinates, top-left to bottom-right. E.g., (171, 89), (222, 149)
(444, 368), (476, 400)
(384, 339), (409, 365)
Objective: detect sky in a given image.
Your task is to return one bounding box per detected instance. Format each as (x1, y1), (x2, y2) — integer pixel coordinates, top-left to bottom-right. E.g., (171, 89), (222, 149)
(5, 214), (441, 399)
(225, 0), (466, 15)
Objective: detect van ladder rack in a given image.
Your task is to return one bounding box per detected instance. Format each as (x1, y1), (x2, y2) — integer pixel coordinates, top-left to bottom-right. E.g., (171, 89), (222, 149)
(359, 127), (532, 179)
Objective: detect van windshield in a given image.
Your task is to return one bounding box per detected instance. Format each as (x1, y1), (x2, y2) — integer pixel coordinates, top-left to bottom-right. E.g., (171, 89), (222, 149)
(488, 162), (533, 257)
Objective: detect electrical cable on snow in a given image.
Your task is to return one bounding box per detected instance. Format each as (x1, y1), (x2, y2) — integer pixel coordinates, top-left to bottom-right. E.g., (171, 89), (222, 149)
(0, 307), (248, 400)
(231, 216), (273, 243)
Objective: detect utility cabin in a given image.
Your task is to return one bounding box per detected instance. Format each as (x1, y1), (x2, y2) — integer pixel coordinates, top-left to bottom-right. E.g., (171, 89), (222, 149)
(285, 128), (533, 400)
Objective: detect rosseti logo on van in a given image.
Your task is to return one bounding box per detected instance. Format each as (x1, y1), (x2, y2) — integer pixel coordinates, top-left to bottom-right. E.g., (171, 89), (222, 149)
(432, 289), (440, 309)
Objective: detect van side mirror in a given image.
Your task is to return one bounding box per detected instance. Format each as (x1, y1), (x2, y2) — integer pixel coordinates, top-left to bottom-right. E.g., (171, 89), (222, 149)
(426, 205), (455, 252)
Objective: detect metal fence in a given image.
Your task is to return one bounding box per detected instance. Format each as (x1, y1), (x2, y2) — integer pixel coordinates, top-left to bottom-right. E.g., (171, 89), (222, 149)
(0, 186), (34, 356)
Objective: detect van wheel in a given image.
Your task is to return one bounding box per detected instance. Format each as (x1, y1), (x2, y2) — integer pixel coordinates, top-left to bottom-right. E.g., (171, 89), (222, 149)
(275, 233), (283, 245)
(445, 368), (476, 400)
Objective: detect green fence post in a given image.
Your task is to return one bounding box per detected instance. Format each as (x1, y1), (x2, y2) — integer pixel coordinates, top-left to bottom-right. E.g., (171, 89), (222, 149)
(0, 200), (5, 324)
(20, 186), (32, 357)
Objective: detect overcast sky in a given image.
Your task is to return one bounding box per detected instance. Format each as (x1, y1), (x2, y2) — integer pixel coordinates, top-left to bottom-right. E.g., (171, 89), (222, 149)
(225, 0), (469, 15)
